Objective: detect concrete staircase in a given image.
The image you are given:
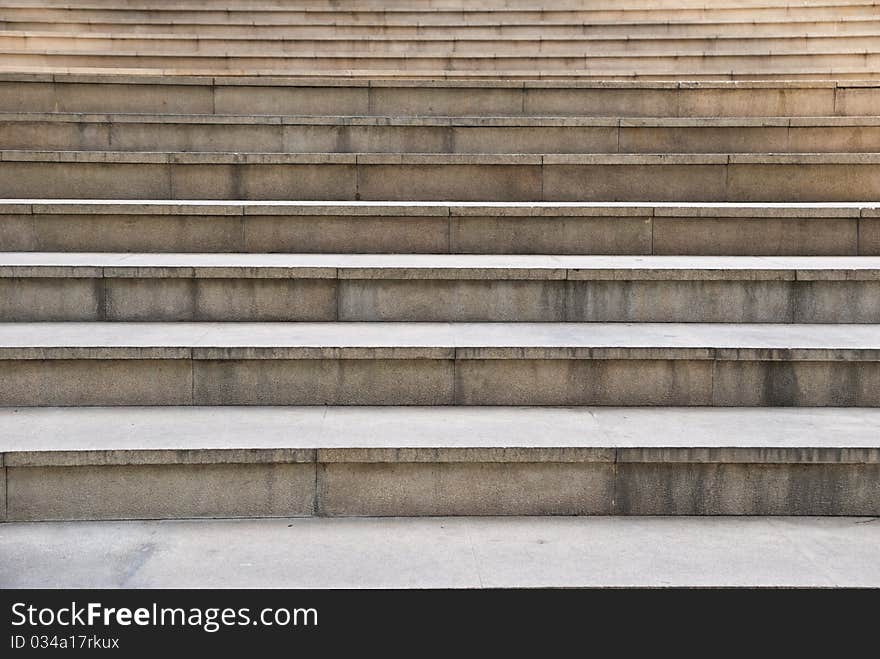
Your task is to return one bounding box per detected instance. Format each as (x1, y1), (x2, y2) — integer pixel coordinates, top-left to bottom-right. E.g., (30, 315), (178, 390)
(1, 0), (880, 78)
(0, 1), (879, 525)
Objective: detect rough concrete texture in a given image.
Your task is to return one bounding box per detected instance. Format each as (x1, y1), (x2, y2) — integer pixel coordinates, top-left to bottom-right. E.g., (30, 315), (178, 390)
(1, 517), (879, 588)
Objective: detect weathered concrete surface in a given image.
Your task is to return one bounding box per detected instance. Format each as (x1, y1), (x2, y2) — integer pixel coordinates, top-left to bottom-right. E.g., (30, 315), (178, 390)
(6, 463), (316, 521)
(4, 254), (879, 322)
(3, 201), (876, 255)
(1, 516), (879, 588)
(1, 406), (878, 518)
(0, 322), (878, 406)
(4, 406), (880, 452)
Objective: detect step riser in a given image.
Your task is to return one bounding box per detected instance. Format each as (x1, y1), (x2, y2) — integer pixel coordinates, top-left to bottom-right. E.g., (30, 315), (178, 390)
(4, 78), (874, 117)
(7, 120), (880, 154)
(6, 52), (877, 72)
(3, 277), (878, 323)
(7, 21), (880, 39)
(1, 356), (878, 406)
(3, 458), (878, 520)
(4, 211), (876, 256)
(2, 159), (878, 201)
(6, 35), (878, 55)
(4, 6), (876, 25)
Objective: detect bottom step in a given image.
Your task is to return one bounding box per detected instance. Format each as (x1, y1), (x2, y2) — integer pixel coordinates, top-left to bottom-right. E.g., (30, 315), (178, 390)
(1, 406), (878, 519)
(1, 516), (878, 588)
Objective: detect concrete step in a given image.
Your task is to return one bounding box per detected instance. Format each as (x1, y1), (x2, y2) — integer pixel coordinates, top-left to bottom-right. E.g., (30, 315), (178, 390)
(3, 3), (877, 28)
(5, 113), (880, 154)
(0, 321), (878, 406)
(6, 31), (879, 56)
(2, 254), (879, 322)
(3, 515), (879, 586)
(3, 151), (879, 202)
(3, 201), (877, 256)
(1, 406), (878, 519)
(3, 74), (875, 117)
(5, 18), (880, 39)
(4, 50), (877, 75)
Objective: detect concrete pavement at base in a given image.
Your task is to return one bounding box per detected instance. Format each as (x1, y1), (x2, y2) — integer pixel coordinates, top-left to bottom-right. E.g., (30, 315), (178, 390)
(1, 516), (878, 587)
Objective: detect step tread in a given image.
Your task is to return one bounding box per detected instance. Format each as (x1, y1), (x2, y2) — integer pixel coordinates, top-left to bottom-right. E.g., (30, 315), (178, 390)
(7, 149), (880, 164)
(2, 407), (878, 460)
(3, 199), (876, 218)
(1, 322), (878, 359)
(5, 111), (880, 127)
(3, 253), (880, 280)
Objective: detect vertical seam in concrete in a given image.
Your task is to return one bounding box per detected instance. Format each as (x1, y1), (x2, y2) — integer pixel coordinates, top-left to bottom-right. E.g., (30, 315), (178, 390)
(97, 272), (107, 321)
(354, 157), (361, 200)
(452, 349), (458, 405)
(723, 155), (730, 200)
(710, 357), (718, 406)
(611, 448), (619, 515)
(238, 205), (246, 252)
(30, 209), (39, 251)
(334, 269), (340, 321)
(650, 207), (655, 255)
(856, 215), (861, 255)
(446, 206), (453, 254)
(313, 461), (321, 517)
(616, 119), (621, 153)
(190, 355), (195, 406)
(211, 78), (216, 115)
(3, 461), (7, 522)
(539, 155), (545, 201)
(832, 84), (840, 116)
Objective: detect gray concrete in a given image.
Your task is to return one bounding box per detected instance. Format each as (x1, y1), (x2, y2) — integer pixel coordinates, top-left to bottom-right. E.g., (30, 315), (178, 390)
(5, 406), (880, 453)
(1, 75), (876, 118)
(0, 321), (877, 356)
(3, 152), (880, 201)
(3, 200), (877, 255)
(0, 323), (878, 406)
(1, 516), (879, 587)
(1, 406), (878, 519)
(4, 255), (880, 322)
(4, 113), (880, 154)
(7, 463), (316, 521)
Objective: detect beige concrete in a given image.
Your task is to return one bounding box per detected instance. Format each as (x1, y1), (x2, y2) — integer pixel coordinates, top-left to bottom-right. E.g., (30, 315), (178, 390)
(543, 162), (728, 201)
(653, 216), (860, 255)
(5, 155), (878, 201)
(338, 280), (566, 322)
(103, 278), (337, 321)
(7, 203), (875, 255)
(712, 361), (880, 406)
(861, 217), (880, 256)
(356, 163), (543, 202)
(451, 214), (653, 254)
(244, 214), (450, 253)
(318, 462), (614, 516)
(0, 359), (192, 406)
(6, 463), (316, 520)
(11, 114), (880, 154)
(0, 278), (102, 321)
(455, 359), (715, 406)
(3, 77), (876, 117)
(192, 359), (455, 405)
(615, 463), (880, 515)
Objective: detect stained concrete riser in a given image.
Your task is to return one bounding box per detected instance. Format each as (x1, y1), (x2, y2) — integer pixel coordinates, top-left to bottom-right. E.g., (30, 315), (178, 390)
(2, 277), (879, 322)
(4, 461), (878, 520)
(1, 358), (879, 407)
